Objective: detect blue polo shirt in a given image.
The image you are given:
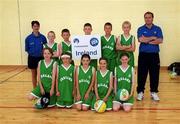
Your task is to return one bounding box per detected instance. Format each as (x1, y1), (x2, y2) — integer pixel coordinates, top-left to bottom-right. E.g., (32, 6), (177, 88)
(137, 24), (163, 53)
(25, 32), (47, 57)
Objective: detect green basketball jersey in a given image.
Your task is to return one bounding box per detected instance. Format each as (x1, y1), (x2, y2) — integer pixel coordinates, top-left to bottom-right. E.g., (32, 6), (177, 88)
(44, 42), (58, 52)
(117, 34), (135, 66)
(58, 64), (74, 102)
(115, 65), (133, 93)
(78, 65), (94, 98)
(97, 70), (112, 98)
(101, 35), (116, 59)
(40, 59), (55, 91)
(61, 41), (72, 54)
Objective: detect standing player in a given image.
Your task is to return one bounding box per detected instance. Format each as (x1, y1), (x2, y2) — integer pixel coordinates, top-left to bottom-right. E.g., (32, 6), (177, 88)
(44, 31), (60, 62)
(92, 58), (113, 111)
(59, 29), (74, 65)
(25, 21), (47, 88)
(101, 22), (117, 72)
(28, 48), (57, 107)
(83, 23), (98, 69)
(75, 54), (96, 111)
(113, 53), (135, 112)
(116, 21), (135, 67)
(56, 52), (75, 108)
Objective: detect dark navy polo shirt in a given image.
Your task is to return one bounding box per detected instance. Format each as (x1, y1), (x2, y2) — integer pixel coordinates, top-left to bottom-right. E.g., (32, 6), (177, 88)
(25, 32), (47, 57)
(137, 24), (163, 53)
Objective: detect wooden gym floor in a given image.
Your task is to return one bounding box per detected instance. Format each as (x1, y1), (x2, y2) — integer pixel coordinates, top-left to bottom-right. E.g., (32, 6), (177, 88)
(0, 66), (180, 124)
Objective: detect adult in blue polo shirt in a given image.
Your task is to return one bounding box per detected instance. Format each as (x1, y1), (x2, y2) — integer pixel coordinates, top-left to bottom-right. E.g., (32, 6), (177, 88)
(136, 12), (163, 101)
(25, 21), (47, 88)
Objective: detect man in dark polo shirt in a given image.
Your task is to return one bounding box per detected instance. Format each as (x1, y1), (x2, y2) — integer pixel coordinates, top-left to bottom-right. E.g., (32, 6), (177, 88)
(137, 12), (163, 101)
(25, 21), (47, 88)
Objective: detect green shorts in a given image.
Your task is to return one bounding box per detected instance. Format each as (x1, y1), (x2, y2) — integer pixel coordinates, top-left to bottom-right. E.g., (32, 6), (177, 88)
(113, 95), (134, 106)
(56, 96), (74, 108)
(31, 85), (56, 107)
(75, 91), (94, 107)
(91, 95), (113, 110)
(106, 58), (116, 73)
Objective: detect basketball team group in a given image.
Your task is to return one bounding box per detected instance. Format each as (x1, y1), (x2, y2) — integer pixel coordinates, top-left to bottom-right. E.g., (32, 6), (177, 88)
(25, 11), (163, 112)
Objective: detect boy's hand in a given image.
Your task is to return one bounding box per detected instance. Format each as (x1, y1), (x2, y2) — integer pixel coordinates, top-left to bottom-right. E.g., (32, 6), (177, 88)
(103, 97), (108, 102)
(96, 96), (100, 101)
(84, 93), (89, 100)
(50, 88), (54, 96)
(76, 94), (81, 101)
(40, 88), (45, 95)
(56, 91), (60, 96)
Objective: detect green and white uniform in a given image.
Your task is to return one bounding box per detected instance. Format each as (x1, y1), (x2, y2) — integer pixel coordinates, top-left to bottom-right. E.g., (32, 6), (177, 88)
(44, 42), (59, 62)
(31, 59), (56, 107)
(59, 41), (74, 65)
(116, 34), (135, 66)
(75, 65), (94, 106)
(113, 65), (134, 105)
(92, 70), (113, 110)
(101, 35), (117, 72)
(56, 64), (75, 108)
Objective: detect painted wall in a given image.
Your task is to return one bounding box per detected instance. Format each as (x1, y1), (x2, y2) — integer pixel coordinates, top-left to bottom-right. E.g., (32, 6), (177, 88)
(0, 0), (179, 66)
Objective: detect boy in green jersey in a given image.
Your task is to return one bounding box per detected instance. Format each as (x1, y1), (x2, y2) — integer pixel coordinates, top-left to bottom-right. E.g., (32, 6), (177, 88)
(113, 53), (135, 112)
(28, 48), (57, 108)
(44, 31), (60, 62)
(116, 21), (135, 67)
(59, 29), (74, 65)
(101, 22), (117, 72)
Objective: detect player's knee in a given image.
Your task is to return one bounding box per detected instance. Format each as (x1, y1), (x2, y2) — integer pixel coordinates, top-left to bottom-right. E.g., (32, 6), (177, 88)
(123, 106), (132, 112)
(82, 106), (89, 111)
(76, 104), (82, 111)
(28, 94), (34, 101)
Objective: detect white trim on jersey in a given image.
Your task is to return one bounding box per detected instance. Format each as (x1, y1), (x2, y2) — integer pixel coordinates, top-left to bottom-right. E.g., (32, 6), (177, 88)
(119, 65), (130, 73)
(100, 70), (109, 77)
(122, 34), (132, 41)
(44, 59), (53, 68)
(81, 65), (91, 74)
(103, 35), (112, 42)
(62, 41), (71, 47)
(47, 42), (55, 49)
(61, 64), (71, 71)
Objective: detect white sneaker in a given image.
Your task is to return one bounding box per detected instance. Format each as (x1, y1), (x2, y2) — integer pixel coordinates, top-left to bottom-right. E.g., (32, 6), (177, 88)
(151, 92), (160, 101)
(137, 92), (144, 101)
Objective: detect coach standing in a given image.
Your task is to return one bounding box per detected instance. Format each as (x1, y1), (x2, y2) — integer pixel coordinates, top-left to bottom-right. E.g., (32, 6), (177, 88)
(25, 21), (47, 88)
(136, 12), (163, 101)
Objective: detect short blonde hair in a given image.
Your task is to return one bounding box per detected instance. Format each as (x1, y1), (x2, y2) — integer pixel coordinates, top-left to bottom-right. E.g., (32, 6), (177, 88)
(122, 21), (131, 28)
(47, 31), (56, 37)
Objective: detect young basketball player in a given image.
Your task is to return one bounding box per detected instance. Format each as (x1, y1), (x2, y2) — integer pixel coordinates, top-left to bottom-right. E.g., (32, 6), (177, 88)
(101, 22), (117, 72)
(113, 53), (135, 112)
(116, 21), (135, 66)
(75, 54), (96, 111)
(28, 48), (57, 107)
(56, 52), (75, 108)
(44, 31), (60, 62)
(83, 23), (98, 69)
(91, 58), (113, 111)
(59, 29), (74, 65)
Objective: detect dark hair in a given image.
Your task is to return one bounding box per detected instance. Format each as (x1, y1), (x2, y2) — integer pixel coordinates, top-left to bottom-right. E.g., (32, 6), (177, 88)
(81, 54), (91, 60)
(84, 23), (92, 28)
(31, 20), (40, 27)
(120, 52), (129, 59)
(43, 48), (53, 56)
(99, 57), (108, 63)
(61, 29), (70, 34)
(104, 22), (112, 28)
(144, 11), (154, 18)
